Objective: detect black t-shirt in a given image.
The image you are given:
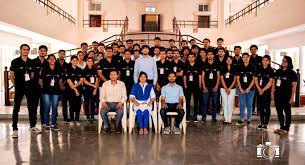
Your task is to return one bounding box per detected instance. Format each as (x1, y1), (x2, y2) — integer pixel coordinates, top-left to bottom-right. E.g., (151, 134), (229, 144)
(33, 57), (47, 88)
(233, 56), (243, 68)
(214, 56), (227, 71)
(157, 60), (171, 87)
(97, 58), (120, 83)
(82, 66), (98, 90)
(10, 57), (36, 89)
(56, 60), (69, 88)
(196, 57), (207, 69)
(274, 69), (297, 94)
(250, 55), (262, 70)
(170, 60), (185, 86)
(149, 46), (165, 56)
(202, 61), (219, 88)
(66, 66), (83, 90)
(220, 66), (236, 89)
(40, 64), (62, 95)
(184, 62), (200, 87)
(254, 66), (274, 90)
(120, 60), (135, 83)
(238, 64), (256, 90)
(112, 53), (123, 64)
(213, 47), (230, 57)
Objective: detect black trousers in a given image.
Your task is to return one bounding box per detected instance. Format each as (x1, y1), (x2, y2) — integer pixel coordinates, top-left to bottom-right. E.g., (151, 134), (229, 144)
(68, 90), (82, 122)
(12, 86), (37, 130)
(33, 89), (45, 124)
(252, 88), (258, 113)
(160, 103), (185, 128)
(257, 91), (271, 125)
(185, 87), (199, 118)
(274, 91), (292, 131)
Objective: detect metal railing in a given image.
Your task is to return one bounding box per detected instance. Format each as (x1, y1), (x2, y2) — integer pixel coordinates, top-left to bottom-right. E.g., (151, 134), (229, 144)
(34, 0), (76, 24)
(83, 19), (126, 27)
(225, 0), (271, 25)
(176, 20), (218, 28)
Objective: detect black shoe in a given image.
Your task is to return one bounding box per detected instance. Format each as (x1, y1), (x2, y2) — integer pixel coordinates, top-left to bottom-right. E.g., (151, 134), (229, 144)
(193, 117), (198, 123)
(45, 126), (51, 132)
(223, 121), (227, 125)
(235, 120), (244, 126)
(262, 125), (268, 130)
(51, 125), (60, 131)
(257, 125), (264, 129)
(103, 127), (111, 134)
(212, 118), (217, 122)
(247, 121), (253, 126)
(116, 126), (122, 134)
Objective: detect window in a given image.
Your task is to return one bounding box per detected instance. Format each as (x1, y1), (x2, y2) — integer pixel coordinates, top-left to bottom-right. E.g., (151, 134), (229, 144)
(199, 4), (209, 12)
(198, 16), (210, 28)
(90, 3), (101, 11)
(145, 7), (156, 12)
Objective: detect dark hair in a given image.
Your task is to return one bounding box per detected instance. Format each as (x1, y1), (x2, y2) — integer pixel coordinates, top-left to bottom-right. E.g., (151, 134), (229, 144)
(124, 49), (131, 54)
(181, 40), (187, 43)
(242, 52), (250, 57)
(109, 69), (119, 75)
(250, 45), (258, 50)
(191, 45), (199, 49)
(58, 49), (65, 53)
(140, 39), (145, 42)
(92, 41), (98, 44)
(133, 49), (140, 53)
(133, 43), (140, 48)
(138, 71), (148, 83)
(111, 43), (119, 47)
(70, 55), (78, 61)
(169, 39), (175, 42)
(283, 56), (294, 70)
(98, 42), (105, 46)
(86, 57), (94, 61)
(217, 38), (224, 42)
(207, 49), (214, 55)
(39, 45), (48, 51)
(262, 55), (271, 68)
(217, 47), (225, 52)
(126, 39), (133, 43)
(119, 45), (126, 48)
(187, 53), (195, 57)
(47, 54), (56, 60)
(88, 50), (94, 54)
(77, 51), (84, 55)
(81, 42), (88, 47)
(166, 49), (173, 53)
(105, 46), (113, 51)
(173, 49), (180, 54)
(182, 47), (190, 53)
(154, 37), (161, 41)
(199, 48), (207, 53)
(167, 71), (176, 77)
(141, 45), (149, 50)
(203, 38), (210, 43)
(20, 44), (30, 51)
(234, 46), (242, 50)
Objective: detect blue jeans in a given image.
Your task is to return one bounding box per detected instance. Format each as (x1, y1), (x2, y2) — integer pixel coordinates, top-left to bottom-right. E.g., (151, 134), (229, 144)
(100, 102), (124, 128)
(238, 89), (254, 121)
(136, 109), (149, 128)
(43, 94), (59, 126)
(202, 87), (218, 119)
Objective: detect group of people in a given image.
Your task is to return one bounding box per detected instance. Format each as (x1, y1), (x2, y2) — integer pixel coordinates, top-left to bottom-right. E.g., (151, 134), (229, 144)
(10, 37), (297, 138)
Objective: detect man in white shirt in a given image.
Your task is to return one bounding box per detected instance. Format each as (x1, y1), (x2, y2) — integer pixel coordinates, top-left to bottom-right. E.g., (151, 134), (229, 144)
(100, 70), (127, 134)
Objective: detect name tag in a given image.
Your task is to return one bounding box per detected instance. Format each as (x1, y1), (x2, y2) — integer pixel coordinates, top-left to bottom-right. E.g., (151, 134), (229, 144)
(50, 78), (55, 87)
(90, 76), (95, 84)
(173, 66), (177, 72)
(25, 72), (30, 81)
(225, 72), (230, 79)
(160, 68), (164, 75)
(189, 74), (193, 82)
(276, 79), (281, 87)
(259, 79), (263, 86)
(74, 80), (78, 85)
(126, 70), (130, 76)
(243, 76), (247, 83)
(209, 72), (213, 79)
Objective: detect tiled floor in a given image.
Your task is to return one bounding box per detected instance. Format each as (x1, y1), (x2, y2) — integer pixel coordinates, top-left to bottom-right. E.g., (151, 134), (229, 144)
(0, 121), (305, 165)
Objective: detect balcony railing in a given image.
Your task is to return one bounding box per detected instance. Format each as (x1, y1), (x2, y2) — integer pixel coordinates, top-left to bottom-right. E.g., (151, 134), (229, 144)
(176, 20), (218, 28)
(83, 19), (126, 27)
(34, 0), (76, 24)
(225, 0), (271, 25)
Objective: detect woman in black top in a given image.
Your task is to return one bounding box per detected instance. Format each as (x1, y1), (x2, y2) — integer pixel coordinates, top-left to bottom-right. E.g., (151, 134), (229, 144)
(273, 56), (297, 135)
(82, 57), (99, 123)
(220, 56), (236, 124)
(40, 54), (62, 131)
(67, 55), (83, 126)
(254, 55), (274, 130)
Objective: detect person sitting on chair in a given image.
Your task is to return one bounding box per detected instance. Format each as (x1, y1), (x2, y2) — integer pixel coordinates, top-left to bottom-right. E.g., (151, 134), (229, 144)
(100, 69), (127, 134)
(160, 71), (185, 135)
(130, 71), (156, 135)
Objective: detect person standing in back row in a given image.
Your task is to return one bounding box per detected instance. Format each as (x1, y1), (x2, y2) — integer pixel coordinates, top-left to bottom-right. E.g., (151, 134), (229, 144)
(11, 44), (42, 138)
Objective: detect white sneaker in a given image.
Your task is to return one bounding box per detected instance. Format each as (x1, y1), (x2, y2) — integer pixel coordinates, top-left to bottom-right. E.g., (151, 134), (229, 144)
(12, 130), (18, 138)
(173, 127), (181, 135)
(70, 122), (75, 126)
(29, 127), (42, 134)
(163, 127), (170, 135)
(76, 121), (81, 126)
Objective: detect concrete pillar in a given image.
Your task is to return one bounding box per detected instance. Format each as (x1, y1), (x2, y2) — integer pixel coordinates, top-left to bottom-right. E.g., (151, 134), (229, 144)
(217, 0), (225, 38)
(299, 46), (304, 94)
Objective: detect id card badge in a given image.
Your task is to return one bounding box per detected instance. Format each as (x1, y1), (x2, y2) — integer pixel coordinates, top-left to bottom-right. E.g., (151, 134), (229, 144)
(173, 66), (177, 72)
(50, 78), (55, 87)
(209, 72), (213, 79)
(276, 79), (281, 87)
(126, 69), (130, 76)
(160, 68), (164, 75)
(74, 80), (78, 85)
(90, 76), (95, 84)
(189, 74), (193, 82)
(243, 76), (248, 83)
(225, 72), (230, 79)
(24, 72), (30, 81)
(259, 79), (263, 86)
